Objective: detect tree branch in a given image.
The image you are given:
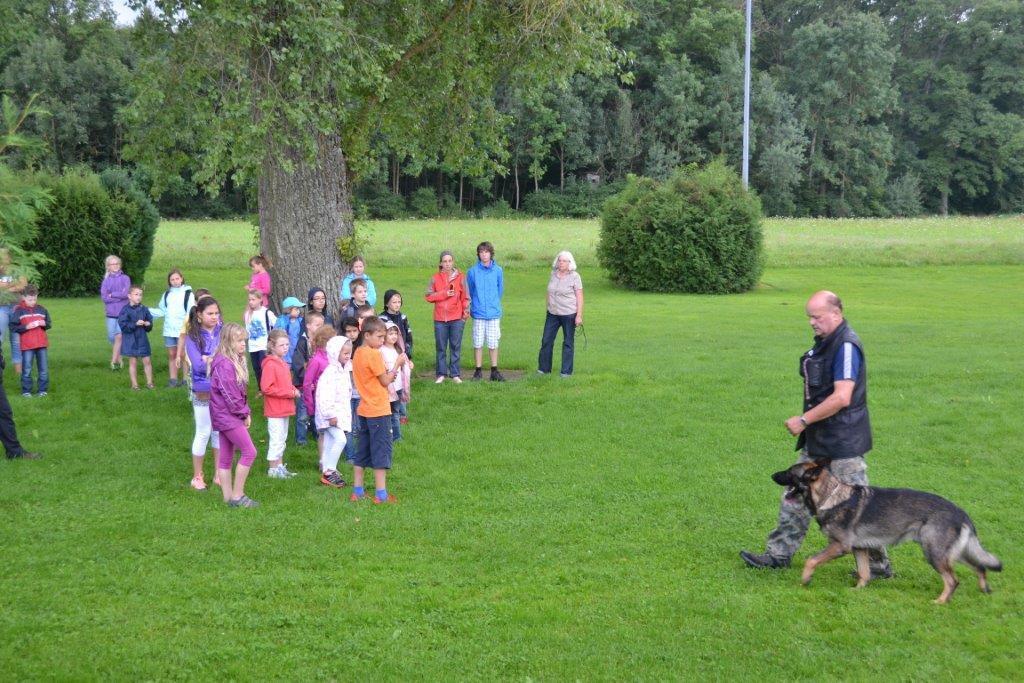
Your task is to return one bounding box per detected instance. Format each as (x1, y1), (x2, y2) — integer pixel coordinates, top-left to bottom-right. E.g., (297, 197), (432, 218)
(347, 0), (473, 143)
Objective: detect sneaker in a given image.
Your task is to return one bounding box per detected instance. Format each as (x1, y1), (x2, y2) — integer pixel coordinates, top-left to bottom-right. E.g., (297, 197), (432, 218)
(472, 367), (483, 381)
(434, 376), (445, 384)
(320, 469), (346, 488)
(373, 493), (398, 505)
(281, 463), (298, 477)
(451, 376), (462, 384)
(349, 492), (366, 502)
(38, 391), (48, 397)
(190, 476), (207, 491)
(490, 369), (505, 382)
(21, 393), (31, 398)
(228, 495), (259, 508)
(399, 416), (409, 425)
(739, 550), (790, 569)
(167, 379), (178, 388)
(267, 465), (289, 479)
(6, 451), (41, 460)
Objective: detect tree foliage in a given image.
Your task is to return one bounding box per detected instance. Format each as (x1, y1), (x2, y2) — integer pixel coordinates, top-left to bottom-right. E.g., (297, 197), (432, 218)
(0, 93), (51, 284)
(124, 0), (629, 191)
(0, 0), (1020, 218)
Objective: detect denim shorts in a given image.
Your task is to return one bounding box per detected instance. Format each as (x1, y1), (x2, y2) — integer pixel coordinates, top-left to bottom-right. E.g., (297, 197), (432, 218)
(353, 415), (393, 470)
(106, 316), (121, 344)
(164, 336), (179, 348)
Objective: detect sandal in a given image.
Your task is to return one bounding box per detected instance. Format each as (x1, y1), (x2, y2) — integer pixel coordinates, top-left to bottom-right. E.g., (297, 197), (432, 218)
(131, 385), (140, 391)
(228, 495), (260, 508)
(146, 384), (155, 390)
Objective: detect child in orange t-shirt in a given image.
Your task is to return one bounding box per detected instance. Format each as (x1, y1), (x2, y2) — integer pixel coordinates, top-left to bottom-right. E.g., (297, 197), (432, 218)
(350, 317), (407, 503)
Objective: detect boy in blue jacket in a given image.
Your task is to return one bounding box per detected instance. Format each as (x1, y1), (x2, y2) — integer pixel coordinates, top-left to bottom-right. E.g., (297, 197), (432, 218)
(466, 241), (505, 381)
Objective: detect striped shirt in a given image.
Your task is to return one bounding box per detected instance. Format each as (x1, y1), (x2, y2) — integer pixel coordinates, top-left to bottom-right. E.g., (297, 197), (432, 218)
(832, 342), (862, 382)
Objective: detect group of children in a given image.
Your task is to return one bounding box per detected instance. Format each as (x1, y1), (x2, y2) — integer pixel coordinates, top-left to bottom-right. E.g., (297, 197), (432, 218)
(98, 252), (416, 507)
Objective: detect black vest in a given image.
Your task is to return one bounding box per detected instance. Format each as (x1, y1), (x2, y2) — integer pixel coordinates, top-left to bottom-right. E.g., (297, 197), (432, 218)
(796, 320), (872, 459)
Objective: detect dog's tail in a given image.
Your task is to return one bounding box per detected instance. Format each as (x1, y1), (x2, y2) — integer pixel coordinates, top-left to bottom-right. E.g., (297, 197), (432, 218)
(960, 524), (1003, 571)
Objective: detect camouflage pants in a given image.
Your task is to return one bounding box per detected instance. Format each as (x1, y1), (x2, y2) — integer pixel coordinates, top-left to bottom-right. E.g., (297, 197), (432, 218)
(765, 452), (891, 571)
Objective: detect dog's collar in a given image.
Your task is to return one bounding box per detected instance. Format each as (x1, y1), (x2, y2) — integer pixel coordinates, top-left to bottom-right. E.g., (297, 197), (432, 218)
(815, 477), (852, 514)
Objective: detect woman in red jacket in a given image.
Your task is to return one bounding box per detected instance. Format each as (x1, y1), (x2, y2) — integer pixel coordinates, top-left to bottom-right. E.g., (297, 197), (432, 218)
(424, 250), (469, 384)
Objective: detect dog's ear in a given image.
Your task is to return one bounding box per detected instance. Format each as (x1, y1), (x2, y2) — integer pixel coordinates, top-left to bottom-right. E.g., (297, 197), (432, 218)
(801, 465), (824, 483)
(812, 457), (832, 470)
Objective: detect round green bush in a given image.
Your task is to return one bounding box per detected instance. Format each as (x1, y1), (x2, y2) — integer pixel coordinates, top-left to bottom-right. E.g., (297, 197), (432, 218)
(598, 160), (763, 294)
(30, 169), (159, 296)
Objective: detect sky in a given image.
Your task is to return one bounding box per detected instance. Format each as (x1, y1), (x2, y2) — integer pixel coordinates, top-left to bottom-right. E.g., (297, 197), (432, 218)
(110, 0), (139, 26)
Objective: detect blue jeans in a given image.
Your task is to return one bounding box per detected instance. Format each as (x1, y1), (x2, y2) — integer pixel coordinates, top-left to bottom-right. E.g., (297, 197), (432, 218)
(538, 312), (576, 376)
(21, 348), (48, 394)
(344, 397), (360, 461)
(434, 319), (465, 378)
(390, 401), (402, 442)
(295, 393), (310, 445)
(0, 305), (21, 366)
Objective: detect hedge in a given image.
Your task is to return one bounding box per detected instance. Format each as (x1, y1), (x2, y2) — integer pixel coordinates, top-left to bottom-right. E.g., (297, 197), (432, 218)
(598, 160), (763, 294)
(30, 169), (159, 296)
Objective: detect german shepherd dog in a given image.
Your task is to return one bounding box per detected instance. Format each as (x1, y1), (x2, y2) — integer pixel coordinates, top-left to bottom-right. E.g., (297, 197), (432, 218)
(772, 460), (1002, 603)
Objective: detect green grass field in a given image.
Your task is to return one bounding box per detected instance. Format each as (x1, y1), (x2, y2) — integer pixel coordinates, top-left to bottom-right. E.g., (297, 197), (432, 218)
(2, 217), (1022, 679)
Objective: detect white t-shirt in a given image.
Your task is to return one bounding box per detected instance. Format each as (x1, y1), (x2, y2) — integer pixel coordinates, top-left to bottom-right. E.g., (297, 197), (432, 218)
(245, 307), (277, 352)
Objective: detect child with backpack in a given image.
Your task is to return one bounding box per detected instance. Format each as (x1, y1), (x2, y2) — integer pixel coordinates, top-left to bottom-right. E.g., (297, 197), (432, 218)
(244, 289), (277, 386)
(149, 268), (195, 387)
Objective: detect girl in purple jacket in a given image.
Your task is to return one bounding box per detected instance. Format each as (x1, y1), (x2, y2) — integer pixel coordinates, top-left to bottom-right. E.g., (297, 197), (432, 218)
(100, 255), (131, 370)
(210, 322), (259, 508)
(184, 297), (222, 491)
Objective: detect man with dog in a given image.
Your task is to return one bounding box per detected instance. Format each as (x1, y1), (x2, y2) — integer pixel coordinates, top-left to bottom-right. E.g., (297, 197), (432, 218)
(741, 290), (892, 577)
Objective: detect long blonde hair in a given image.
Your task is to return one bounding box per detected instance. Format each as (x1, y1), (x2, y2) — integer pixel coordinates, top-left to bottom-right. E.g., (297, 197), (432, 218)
(213, 322), (249, 384)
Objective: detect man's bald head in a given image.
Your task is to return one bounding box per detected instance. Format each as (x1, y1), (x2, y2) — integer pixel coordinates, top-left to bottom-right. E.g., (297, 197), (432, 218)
(805, 290), (845, 338)
(808, 290), (843, 313)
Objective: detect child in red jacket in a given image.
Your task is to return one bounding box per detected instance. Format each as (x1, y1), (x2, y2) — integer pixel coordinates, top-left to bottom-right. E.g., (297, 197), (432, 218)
(260, 329), (299, 478)
(9, 285), (51, 397)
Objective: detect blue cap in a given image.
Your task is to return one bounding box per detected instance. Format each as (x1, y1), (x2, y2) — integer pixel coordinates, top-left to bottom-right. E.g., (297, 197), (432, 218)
(281, 296), (304, 309)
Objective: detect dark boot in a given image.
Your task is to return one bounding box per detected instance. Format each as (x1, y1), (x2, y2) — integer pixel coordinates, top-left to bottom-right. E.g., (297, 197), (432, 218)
(740, 550), (790, 569)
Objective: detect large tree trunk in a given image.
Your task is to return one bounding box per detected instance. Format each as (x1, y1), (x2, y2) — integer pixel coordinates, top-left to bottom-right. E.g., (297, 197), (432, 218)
(258, 134), (352, 319)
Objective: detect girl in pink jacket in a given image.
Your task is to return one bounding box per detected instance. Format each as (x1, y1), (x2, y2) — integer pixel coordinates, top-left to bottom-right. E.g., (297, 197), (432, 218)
(209, 322), (259, 508)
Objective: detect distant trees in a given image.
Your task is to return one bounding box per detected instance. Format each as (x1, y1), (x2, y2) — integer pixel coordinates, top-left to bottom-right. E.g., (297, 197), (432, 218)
(1, 0), (1021, 218)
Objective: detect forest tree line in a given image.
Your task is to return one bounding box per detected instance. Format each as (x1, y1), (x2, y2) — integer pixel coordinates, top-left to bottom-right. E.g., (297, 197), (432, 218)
(2, 0), (1022, 218)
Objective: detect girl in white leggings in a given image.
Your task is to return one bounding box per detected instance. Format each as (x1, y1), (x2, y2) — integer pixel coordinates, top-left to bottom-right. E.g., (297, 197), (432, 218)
(183, 296), (223, 490)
